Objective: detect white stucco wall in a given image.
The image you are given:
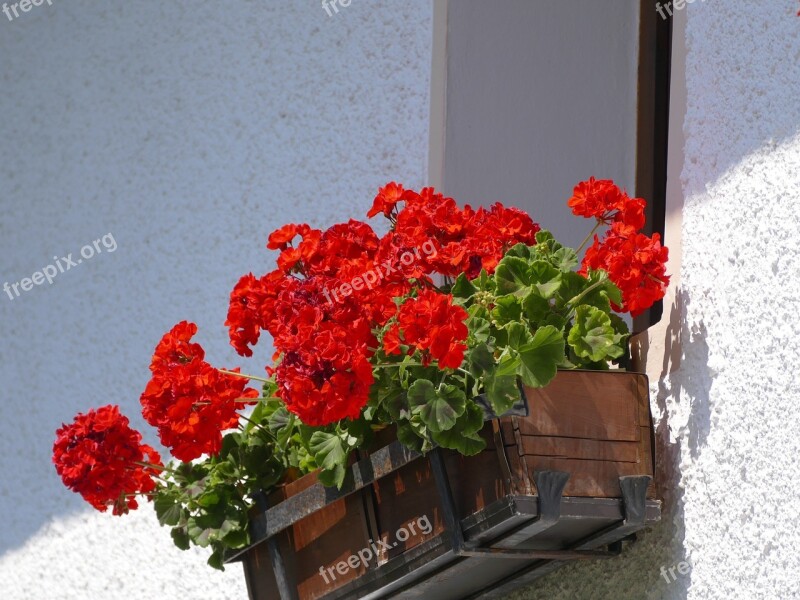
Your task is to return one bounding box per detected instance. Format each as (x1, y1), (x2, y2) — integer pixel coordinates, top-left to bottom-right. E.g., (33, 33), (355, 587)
(513, 2), (800, 599)
(0, 2), (432, 598)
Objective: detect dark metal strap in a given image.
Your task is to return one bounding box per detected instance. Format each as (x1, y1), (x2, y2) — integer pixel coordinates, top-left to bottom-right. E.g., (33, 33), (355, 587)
(430, 457), (622, 561)
(248, 440), (420, 546)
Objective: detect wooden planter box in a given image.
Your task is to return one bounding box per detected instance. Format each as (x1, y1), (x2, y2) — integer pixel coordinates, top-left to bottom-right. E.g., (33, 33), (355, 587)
(225, 370), (660, 600)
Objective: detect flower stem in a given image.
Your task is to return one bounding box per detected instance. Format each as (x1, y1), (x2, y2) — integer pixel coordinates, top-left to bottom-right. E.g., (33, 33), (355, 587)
(218, 369), (271, 384)
(134, 460), (170, 473)
(576, 220), (604, 256)
(238, 414), (279, 441)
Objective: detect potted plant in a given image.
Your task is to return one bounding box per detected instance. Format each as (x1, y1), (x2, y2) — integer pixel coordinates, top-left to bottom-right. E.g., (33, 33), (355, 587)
(53, 178), (669, 599)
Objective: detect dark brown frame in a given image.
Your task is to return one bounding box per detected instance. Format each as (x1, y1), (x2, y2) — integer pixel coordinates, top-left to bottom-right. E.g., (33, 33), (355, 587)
(634, 0), (673, 333)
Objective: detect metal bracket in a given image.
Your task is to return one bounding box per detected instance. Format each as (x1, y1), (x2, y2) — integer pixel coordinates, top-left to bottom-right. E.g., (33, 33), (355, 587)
(429, 449), (623, 561)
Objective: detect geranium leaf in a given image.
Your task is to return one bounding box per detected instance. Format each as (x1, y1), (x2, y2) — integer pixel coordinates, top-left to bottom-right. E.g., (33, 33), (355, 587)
(468, 316), (492, 344)
(432, 428), (485, 456)
(154, 494), (183, 527)
(516, 325), (564, 388)
(528, 261), (562, 299)
(494, 256), (531, 296)
(492, 294), (523, 325)
(504, 243), (533, 260)
(170, 526), (191, 551)
(568, 305), (625, 362)
(451, 273), (478, 299)
(408, 380), (466, 433)
(317, 463), (347, 489)
(468, 343), (495, 376)
(495, 347), (520, 377)
(551, 247), (579, 271)
(395, 421), (425, 452)
(484, 371), (520, 416)
(522, 291), (551, 324)
(309, 431), (347, 472)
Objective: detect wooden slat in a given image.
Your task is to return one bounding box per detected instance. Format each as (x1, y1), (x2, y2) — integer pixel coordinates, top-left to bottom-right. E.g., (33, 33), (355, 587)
(517, 435), (642, 463)
(528, 457), (648, 498)
(519, 371), (641, 442)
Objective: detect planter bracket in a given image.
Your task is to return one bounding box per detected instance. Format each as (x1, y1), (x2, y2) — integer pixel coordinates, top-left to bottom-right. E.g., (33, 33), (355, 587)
(429, 449), (637, 562)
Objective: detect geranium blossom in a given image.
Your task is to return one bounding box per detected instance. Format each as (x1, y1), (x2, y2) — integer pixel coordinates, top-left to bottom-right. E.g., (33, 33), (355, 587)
(140, 321), (258, 461)
(384, 289), (469, 369)
(52, 405), (162, 515)
(581, 222), (670, 316)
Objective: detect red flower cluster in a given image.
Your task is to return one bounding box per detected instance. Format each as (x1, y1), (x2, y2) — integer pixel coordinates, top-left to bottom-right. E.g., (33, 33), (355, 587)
(384, 290), (469, 369)
(568, 177), (646, 229)
(225, 183), (539, 427)
(569, 178), (669, 316)
(52, 405), (162, 515)
(582, 222), (670, 317)
(373, 183), (541, 279)
(267, 276), (377, 426)
(140, 321), (258, 461)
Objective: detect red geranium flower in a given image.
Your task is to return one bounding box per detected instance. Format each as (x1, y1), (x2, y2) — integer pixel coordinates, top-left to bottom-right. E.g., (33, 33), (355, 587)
(141, 322), (259, 461)
(53, 405), (162, 515)
(386, 290), (469, 369)
(367, 181), (405, 218)
(582, 222), (670, 316)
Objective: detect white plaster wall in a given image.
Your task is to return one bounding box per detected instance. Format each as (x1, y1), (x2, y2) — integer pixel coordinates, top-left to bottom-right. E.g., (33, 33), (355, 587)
(513, 1), (800, 599)
(0, 2), (432, 598)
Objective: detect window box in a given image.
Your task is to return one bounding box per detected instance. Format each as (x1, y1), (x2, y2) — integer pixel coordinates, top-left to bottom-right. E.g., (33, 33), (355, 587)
(225, 369), (660, 600)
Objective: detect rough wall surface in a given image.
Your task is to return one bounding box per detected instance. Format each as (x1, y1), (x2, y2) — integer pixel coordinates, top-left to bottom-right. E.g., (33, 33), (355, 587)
(0, 2), (432, 598)
(513, 2), (800, 599)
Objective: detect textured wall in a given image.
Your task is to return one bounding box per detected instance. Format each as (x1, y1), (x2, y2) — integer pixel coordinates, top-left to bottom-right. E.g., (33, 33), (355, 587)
(513, 2), (800, 599)
(0, 1), (432, 598)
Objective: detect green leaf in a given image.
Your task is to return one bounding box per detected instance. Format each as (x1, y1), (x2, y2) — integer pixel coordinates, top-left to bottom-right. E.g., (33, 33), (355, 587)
(528, 261), (562, 298)
(550, 247), (579, 271)
(484, 372), (520, 416)
(195, 491), (221, 509)
(383, 389), (410, 420)
(170, 526), (191, 551)
(534, 230), (557, 248)
(207, 549), (225, 571)
(491, 294), (522, 325)
(408, 380), (466, 433)
(451, 273), (478, 299)
(474, 268), (495, 292)
(309, 431), (347, 472)
(468, 316), (492, 344)
(317, 463), (347, 489)
(588, 269), (623, 307)
(431, 403), (484, 454)
(504, 243), (533, 260)
(267, 404), (291, 432)
(154, 494), (183, 527)
(468, 343), (495, 376)
(395, 421), (425, 452)
(187, 517), (215, 548)
(494, 256), (531, 296)
(222, 527), (249, 548)
(495, 347), (520, 377)
(568, 305), (625, 362)
(516, 325), (565, 388)
(505, 322), (532, 350)
(522, 291), (551, 324)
